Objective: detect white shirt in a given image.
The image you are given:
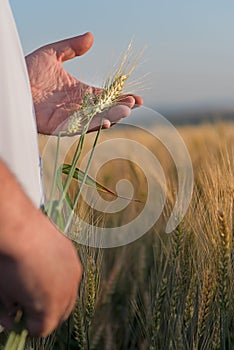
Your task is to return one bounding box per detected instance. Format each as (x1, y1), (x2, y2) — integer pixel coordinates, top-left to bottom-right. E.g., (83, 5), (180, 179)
(0, 0), (43, 207)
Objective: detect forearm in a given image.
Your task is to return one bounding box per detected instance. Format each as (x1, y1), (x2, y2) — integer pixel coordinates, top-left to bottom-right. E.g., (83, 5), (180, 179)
(0, 161), (81, 337)
(0, 159), (36, 255)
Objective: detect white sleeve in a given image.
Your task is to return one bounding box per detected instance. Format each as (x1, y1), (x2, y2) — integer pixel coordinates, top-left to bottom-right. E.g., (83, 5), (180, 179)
(0, 0), (44, 208)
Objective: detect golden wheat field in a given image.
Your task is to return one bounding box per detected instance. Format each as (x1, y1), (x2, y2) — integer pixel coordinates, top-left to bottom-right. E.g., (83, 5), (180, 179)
(29, 121), (234, 350)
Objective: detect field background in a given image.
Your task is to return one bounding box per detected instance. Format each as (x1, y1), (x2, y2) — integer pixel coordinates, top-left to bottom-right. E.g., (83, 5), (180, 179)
(36, 120), (234, 349)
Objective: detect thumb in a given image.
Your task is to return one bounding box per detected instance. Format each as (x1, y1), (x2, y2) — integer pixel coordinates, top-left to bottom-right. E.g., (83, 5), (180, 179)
(54, 32), (94, 62)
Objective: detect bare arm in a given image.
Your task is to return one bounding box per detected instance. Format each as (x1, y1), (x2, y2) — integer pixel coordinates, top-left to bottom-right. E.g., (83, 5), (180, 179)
(0, 160), (81, 336)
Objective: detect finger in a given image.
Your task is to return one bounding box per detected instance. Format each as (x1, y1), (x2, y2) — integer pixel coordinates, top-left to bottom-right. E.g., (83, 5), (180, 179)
(26, 312), (58, 337)
(55, 32), (94, 62)
(26, 289), (77, 338)
(131, 94), (144, 107)
(52, 101), (133, 135)
(61, 261), (81, 322)
(117, 96), (135, 108)
(119, 94), (143, 108)
(61, 287), (78, 323)
(88, 105), (131, 133)
(107, 104), (132, 122)
(88, 118), (111, 133)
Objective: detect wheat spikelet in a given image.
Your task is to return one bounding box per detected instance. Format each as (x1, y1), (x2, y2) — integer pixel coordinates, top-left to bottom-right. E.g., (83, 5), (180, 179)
(151, 277), (168, 346)
(212, 316), (221, 350)
(67, 112), (83, 135)
(231, 194), (234, 271)
(216, 209), (232, 348)
(67, 42), (139, 135)
(217, 209), (231, 311)
(183, 274), (197, 332)
(67, 74), (128, 135)
(180, 232), (194, 289)
(100, 74), (128, 103)
(197, 271), (214, 339)
(73, 299), (87, 350)
(172, 222), (185, 261)
(85, 257), (97, 328)
(168, 224), (185, 322)
(170, 280), (182, 321)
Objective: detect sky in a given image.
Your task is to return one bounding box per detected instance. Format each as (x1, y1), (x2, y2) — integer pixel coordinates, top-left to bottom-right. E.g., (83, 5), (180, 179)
(10, 0), (234, 114)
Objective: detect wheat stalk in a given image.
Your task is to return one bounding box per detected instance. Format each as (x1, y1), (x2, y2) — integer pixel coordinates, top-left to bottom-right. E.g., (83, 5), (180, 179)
(67, 43), (138, 135)
(151, 277), (168, 347)
(183, 274), (197, 333)
(217, 210), (231, 311)
(85, 257), (97, 328)
(172, 222), (185, 261)
(73, 299), (87, 350)
(217, 209), (231, 348)
(67, 74), (129, 135)
(197, 271), (214, 340)
(212, 315), (221, 350)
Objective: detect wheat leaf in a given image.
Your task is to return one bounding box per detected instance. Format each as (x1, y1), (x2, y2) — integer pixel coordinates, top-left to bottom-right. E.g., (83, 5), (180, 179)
(61, 164), (142, 203)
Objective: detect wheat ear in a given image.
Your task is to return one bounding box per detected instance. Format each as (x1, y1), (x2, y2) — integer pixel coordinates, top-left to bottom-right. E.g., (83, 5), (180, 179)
(151, 277), (168, 346)
(67, 42), (138, 135)
(183, 274), (197, 332)
(197, 271), (214, 339)
(85, 257), (97, 328)
(73, 299), (87, 350)
(67, 74), (129, 134)
(217, 209), (231, 348)
(217, 210), (231, 310)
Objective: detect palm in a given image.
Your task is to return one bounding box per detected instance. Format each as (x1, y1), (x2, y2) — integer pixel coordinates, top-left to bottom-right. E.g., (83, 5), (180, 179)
(26, 33), (142, 135)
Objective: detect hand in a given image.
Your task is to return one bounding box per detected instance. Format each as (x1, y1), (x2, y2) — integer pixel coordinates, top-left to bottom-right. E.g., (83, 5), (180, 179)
(0, 161), (81, 336)
(26, 32), (143, 135)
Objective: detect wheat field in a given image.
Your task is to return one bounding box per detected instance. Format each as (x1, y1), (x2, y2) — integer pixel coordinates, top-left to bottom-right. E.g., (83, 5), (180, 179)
(21, 121), (234, 349)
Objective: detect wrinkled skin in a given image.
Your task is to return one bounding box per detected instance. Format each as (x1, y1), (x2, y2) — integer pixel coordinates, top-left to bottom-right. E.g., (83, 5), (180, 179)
(26, 32), (143, 135)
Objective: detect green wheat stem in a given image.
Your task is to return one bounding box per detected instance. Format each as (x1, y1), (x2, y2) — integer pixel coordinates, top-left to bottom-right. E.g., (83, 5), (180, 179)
(55, 121), (91, 214)
(16, 330), (28, 350)
(4, 332), (16, 350)
(4, 329), (28, 350)
(55, 135), (82, 212)
(46, 131), (62, 218)
(64, 120), (103, 234)
(9, 334), (20, 350)
(55, 67), (131, 218)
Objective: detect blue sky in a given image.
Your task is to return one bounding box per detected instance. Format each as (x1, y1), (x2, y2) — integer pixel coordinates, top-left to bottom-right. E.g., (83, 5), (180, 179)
(10, 0), (234, 113)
